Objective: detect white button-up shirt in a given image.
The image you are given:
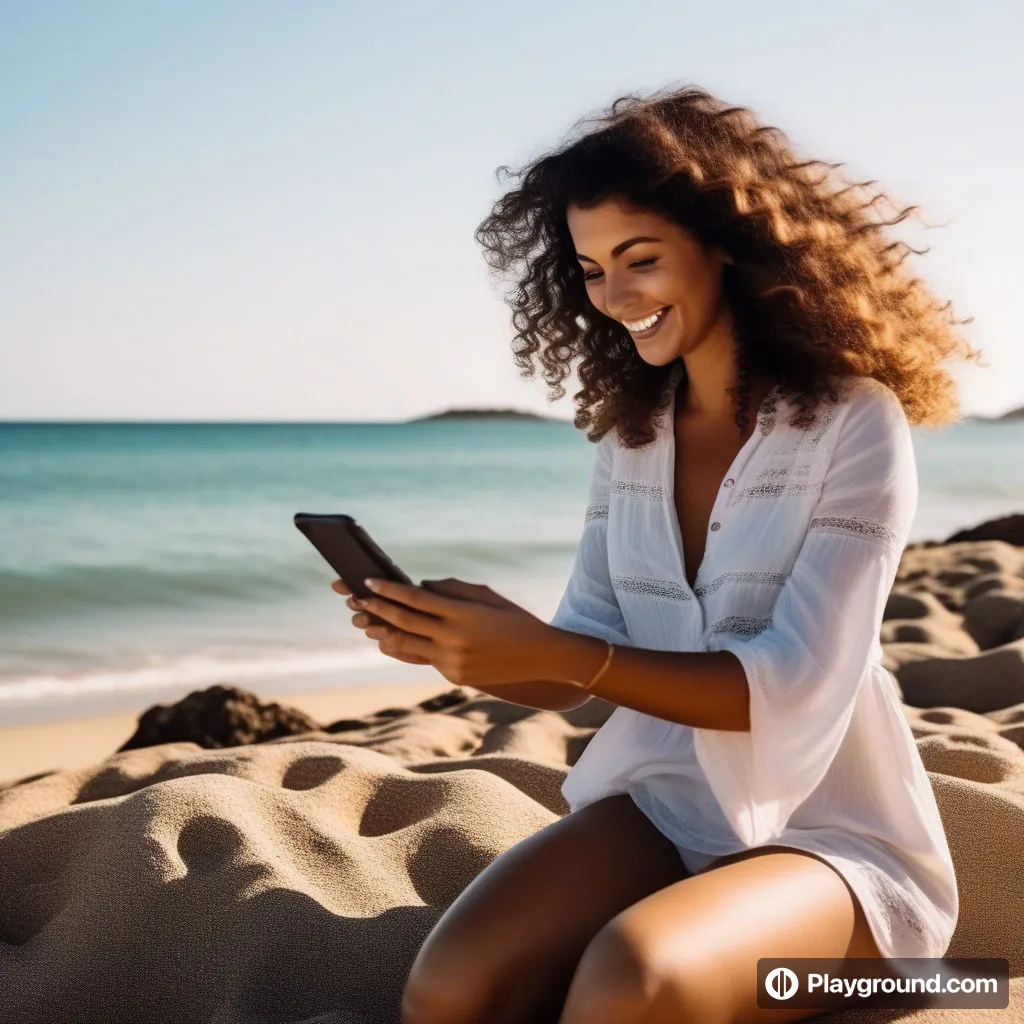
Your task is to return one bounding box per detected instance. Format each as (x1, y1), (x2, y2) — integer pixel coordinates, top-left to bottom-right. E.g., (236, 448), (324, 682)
(551, 362), (959, 960)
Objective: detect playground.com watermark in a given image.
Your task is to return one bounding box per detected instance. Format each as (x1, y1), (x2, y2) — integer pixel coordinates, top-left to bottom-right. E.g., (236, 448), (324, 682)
(757, 957), (1009, 1011)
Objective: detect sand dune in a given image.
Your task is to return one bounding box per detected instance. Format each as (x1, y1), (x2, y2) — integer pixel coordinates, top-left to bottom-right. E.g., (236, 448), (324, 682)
(1, 534), (1023, 1021)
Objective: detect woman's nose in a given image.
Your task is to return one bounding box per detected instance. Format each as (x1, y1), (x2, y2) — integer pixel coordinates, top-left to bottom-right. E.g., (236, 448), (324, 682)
(603, 275), (641, 322)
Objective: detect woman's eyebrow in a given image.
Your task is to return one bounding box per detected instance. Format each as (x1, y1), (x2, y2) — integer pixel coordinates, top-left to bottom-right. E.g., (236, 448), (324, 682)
(576, 236), (662, 263)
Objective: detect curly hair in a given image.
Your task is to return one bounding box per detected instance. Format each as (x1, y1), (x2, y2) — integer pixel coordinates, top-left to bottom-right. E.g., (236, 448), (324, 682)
(474, 83), (984, 448)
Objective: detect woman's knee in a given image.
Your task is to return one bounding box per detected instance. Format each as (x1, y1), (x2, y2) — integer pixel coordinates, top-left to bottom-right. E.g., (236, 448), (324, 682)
(558, 925), (660, 1023)
(401, 938), (481, 1023)
(559, 922), (728, 1024)
(402, 923), (524, 1024)
(402, 926), (571, 1024)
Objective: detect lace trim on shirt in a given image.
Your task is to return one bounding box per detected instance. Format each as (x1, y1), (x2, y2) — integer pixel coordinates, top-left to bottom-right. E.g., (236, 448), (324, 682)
(807, 408), (838, 449)
(875, 879), (928, 941)
(809, 515), (899, 548)
(785, 404), (839, 454)
(706, 615), (772, 637)
(755, 464), (813, 480)
(584, 504), (609, 522)
(694, 571), (787, 598)
(733, 481), (820, 503)
(757, 400), (778, 436)
(613, 575), (693, 601)
(612, 480), (665, 501)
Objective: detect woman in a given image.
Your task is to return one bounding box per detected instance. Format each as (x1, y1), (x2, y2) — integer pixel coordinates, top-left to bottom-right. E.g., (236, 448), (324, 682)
(334, 84), (980, 1023)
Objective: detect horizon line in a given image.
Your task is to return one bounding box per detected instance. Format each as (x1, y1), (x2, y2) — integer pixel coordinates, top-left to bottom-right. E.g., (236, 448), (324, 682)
(0, 417), (579, 426)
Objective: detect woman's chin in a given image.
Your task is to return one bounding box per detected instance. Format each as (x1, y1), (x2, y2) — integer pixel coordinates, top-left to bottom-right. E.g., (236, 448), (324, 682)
(634, 339), (683, 365)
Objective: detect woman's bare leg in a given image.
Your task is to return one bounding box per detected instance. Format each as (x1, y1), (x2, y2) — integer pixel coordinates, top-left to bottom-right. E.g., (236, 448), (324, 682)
(400, 792), (693, 1024)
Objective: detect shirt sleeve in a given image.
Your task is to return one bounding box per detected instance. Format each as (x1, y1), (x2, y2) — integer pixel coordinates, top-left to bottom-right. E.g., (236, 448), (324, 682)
(695, 381), (918, 848)
(548, 429), (633, 648)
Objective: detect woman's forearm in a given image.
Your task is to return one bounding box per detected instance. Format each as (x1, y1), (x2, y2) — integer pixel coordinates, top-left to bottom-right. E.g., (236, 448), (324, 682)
(542, 628), (752, 731)
(469, 678), (592, 712)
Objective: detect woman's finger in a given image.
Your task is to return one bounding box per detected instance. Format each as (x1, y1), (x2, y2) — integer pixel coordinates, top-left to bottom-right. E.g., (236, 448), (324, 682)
(331, 579), (352, 596)
(360, 595), (449, 640)
(367, 626), (436, 663)
(362, 579), (459, 617)
(348, 597), (385, 626)
(379, 642), (432, 666)
(352, 611), (392, 630)
(421, 577), (522, 611)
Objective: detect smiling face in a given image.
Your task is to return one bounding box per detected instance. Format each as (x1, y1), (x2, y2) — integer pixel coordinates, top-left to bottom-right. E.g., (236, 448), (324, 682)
(566, 195), (733, 366)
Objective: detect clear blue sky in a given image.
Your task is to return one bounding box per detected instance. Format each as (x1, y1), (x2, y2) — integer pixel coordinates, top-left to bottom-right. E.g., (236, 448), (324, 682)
(1, 0), (1020, 421)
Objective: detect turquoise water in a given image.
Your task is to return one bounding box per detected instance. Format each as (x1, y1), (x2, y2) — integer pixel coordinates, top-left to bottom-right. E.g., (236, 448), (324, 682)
(1, 418), (1021, 723)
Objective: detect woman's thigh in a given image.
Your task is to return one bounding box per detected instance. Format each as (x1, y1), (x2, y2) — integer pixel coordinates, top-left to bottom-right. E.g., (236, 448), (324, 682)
(401, 791), (693, 1024)
(560, 844), (883, 1024)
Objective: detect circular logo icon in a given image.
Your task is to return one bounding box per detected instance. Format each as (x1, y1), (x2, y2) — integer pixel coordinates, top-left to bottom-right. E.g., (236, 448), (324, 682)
(765, 967), (800, 1001)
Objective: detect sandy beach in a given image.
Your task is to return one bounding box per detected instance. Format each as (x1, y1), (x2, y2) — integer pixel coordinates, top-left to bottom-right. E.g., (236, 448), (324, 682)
(0, 679), (454, 783)
(1, 523), (1023, 1021)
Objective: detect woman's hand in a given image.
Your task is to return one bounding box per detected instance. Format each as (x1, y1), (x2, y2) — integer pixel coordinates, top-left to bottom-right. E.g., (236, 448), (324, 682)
(332, 576), (554, 688)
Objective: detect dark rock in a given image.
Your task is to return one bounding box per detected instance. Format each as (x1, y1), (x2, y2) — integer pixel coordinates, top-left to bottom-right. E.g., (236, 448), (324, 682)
(944, 514), (1024, 546)
(117, 685), (322, 752)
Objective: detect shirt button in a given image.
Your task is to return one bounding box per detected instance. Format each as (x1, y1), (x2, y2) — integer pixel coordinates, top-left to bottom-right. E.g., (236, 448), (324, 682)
(723, 478), (734, 488)
(710, 521), (721, 531)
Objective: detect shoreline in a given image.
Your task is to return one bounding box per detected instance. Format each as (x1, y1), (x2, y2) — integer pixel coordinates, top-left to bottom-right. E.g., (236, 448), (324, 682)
(0, 678), (456, 785)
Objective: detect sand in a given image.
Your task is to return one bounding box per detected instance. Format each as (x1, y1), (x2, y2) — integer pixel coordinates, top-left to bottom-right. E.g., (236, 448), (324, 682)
(1, 537), (1023, 1022)
(0, 681), (451, 783)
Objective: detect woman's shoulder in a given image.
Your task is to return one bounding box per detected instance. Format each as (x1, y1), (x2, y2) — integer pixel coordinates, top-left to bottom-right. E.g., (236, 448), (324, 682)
(837, 374), (902, 409)
(805, 376), (915, 479)
(764, 376), (911, 469)
(784, 375), (909, 441)
(835, 375), (911, 435)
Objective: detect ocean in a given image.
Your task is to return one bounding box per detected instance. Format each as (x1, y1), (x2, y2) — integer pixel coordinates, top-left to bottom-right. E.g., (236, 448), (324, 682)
(1, 417), (1021, 725)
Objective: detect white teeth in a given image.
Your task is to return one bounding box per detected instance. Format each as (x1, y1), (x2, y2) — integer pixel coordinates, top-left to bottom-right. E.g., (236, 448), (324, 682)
(623, 307), (667, 332)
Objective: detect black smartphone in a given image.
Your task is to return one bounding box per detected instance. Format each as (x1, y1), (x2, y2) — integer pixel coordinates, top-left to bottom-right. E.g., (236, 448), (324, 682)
(294, 514), (414, 610)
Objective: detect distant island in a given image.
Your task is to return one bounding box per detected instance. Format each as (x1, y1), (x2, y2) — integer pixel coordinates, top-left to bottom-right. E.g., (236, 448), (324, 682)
(966, 405), (1024, 423)
(409, 407), (569, 423)
(411, 401), (1024, 425)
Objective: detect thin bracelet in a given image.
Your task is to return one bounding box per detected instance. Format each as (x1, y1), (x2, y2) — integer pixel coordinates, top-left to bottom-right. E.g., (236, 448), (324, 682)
(579, 641), (615, 691)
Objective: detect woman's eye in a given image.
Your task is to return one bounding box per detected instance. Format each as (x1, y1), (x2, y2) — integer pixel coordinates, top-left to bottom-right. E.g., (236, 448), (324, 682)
(581, 258), (658, 282)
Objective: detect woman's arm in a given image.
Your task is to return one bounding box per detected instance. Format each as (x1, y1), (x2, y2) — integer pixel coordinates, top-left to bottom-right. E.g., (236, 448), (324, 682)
(541, 631), (752, 726)
(465, 676), (592, 712)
